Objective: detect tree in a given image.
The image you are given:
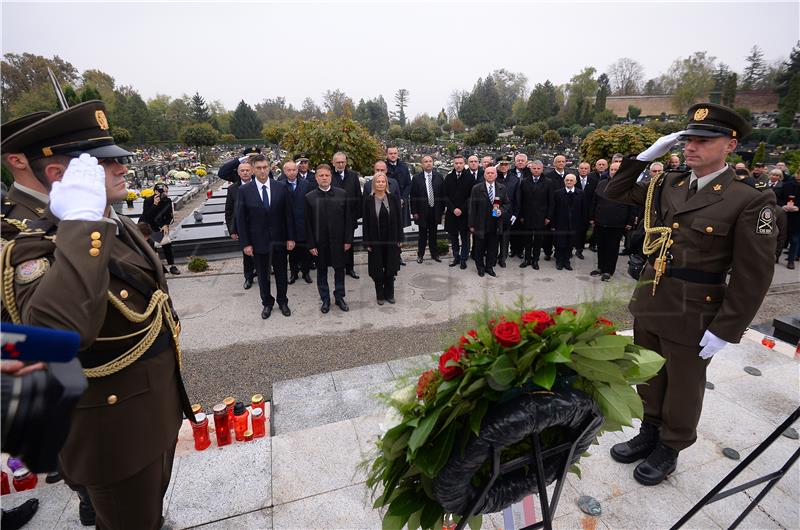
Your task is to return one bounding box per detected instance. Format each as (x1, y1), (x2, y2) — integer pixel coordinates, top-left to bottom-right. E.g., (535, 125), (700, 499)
(189, 92), (210, 123)
(465, 123), (497, 145)
(741, 45), (767, 90)
(627, 105), (642, 120)
(354, 95), (390, 134)
(322, 89), (354, 117)
(595, 73), (610, 112)
(767, 127), (799, 146)
(607, 58), (644, 95)
(230, 100), (262, 138)
(387, 124), (404, 140)
(592, 109), (617, 127)
(525, 80), (560, 123)
(580, 124), (660, 163)
(111, 127), (131, 144)
(722, 73), (738, 107)
(488, 69), (528, 125)
(180, 123), (219, 149)
(1, 53), (79, 115)
(667, 51), (717, 113)
(542, 129), (561, 146)
(450, 118), (465, 134)
(776, 41), (800, 99)
(281, 116), (383, 175)
(112, 87), (152, 142)
(643, 77), (667, 95)
(261, 120), (293, 144)
(393, 89), (409, 126)
(751, 141), (766, 167)
(300, 97), (323, 119)
(735, 107), (752, 124)
(255, 97), (297, 122)
(778, 73), (800, 127)
(447, 90), (467, 120)
(563, 67), (598, 125)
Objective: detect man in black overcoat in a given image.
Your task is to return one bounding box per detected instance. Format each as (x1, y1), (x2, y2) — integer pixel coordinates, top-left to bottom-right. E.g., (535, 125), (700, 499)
(278, 160), (315, 284)
(410, 155), (445, 263)
(516, 160), (551, 269)
(331, 151), (363, 279)
(225, 160), (256, 288)
(548, 173), (587, 270)
(575, 161), (598, 259)
(386, 145), (412, 227)
(468, 166), (509, 277)
(443, 155), (475, 269)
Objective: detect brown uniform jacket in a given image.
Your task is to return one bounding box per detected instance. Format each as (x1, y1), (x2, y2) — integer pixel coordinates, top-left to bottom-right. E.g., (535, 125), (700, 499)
(605, 158), (777, 346)
(6, 184), (47, 221)
(4, 212), (191, 485)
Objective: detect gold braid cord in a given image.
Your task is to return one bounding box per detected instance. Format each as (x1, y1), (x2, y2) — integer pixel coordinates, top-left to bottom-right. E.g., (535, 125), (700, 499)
(2, 240), (22, 324)
(642, 174), (672, 295)
(83, 289), (183, 378)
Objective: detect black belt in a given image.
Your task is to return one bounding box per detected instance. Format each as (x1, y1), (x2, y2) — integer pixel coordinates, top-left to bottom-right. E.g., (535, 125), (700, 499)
(646, 257), (727, 285)
(79, 330), (171, 370)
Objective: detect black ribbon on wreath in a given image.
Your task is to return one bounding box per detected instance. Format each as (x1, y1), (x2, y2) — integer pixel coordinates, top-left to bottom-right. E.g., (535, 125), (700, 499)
(432, 387), (603, 516)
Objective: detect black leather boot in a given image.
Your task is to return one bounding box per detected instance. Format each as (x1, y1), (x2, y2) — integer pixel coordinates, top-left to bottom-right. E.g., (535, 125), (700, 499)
(610, 422), (659, 463)
(633, 442), (678, 486)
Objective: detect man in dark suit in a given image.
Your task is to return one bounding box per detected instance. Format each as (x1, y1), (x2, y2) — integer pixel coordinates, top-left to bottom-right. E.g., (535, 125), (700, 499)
(218, 146), (262, 183)
(469, 165), (509, 277)
(542, 154), (568, 260)
(236, 154), (295, 319)
(504, 154), (530, 264)
(278, 160), (314, 284)
(386, 145), (412, 228)
(467, 155), (484, 183)
(589, 158), (609, 182)
(225, 160), (256, 288)
(443, 155), (475, 269)
(549, 173), (587, 270)
(575, 161), (598, 259)
(331, 151), (363, 279)
(305, 164), (353, 313)
(516, 160), (551, 269)
(364, 161), (400, 196)
(411, 155), (445, 263)
(294, 153), (317, 186)
(590, 169), (634, 281)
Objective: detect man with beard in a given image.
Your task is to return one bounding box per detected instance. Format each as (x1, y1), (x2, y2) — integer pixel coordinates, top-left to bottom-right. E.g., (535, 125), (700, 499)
(443, 155), (475, 269)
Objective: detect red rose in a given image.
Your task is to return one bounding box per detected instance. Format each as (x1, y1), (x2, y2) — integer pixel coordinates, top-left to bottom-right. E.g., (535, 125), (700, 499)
(458, 329), (479, 347)
(555, 307), (577, 315)
(596, 317), (614, 327)
(438, 346), (465, 380)
(416, 369), (439, 400)
(521, 310), (555, 334)
(493, 320), (522, 347)
(467, 329), (478, 339)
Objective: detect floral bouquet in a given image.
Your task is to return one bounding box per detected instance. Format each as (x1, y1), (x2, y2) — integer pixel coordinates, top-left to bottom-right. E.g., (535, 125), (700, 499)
(140, 188), (155, 199)
(366, 305), (665, 530)
(125, 190), (138, 202)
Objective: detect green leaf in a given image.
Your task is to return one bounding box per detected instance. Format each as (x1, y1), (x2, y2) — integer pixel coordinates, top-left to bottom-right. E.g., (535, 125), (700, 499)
(532, 364), (557, 390)
(468, 515), (483, 530)
(387, 488), (425, 523)
(570, 464), (582, 479)
(626, 347), (666, 382)
(420, 499), (443, 530)
(570, 356), (627, 384)
(470, 399), (489, 436)
(435, 379), (459, 405)
(487, 354), (516, 390)
(408, 408), (443, 455)
(541, 341), (573, 364)
(407, 509), (423, 530)
(593, 382), (635, 427)
(572, 334), (632, 360)
(416, 423), (457, 477)
(469, 354), (494, 366)
(385, 430), (411, 460)
(609, 382), (644, 419)
(462, 378), (487, 397)
(382, 514), (405, 530)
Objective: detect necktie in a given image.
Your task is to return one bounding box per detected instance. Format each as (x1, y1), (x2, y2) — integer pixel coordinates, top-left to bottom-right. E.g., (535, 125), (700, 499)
(426, 174), (434, 207)
(534, 177), (539, 184)
(472, 171), (477, 179)
(688, 178), (698, 199)
(262, 184), (270, 209)
(488, 184), (494, 205)
(291, 181), (296, 192)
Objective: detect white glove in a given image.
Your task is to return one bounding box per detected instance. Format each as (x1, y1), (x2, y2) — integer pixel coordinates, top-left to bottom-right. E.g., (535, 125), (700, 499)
(698, 330), (728, 360)
(49, 154), (107, 221)
(238, 156), (250, 163)
(636, 132), (683, 162)
(510, 215), (517, 225)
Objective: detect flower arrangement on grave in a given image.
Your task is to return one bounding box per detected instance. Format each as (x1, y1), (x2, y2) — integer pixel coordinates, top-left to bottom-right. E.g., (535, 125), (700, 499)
(194, 166), (207, 177)
(365, 304), (665, 530)
(126, 191), (138, 202)
(140, 188), (155, 199)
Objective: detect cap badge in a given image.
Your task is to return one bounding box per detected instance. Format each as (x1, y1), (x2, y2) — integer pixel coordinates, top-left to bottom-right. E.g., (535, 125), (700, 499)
(95, 110), (109, 130)
(694, 108), (709, 121)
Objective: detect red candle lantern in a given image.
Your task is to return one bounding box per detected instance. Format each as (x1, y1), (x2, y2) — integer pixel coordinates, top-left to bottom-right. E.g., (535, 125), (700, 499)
(192, 413), (211, 451)
(1, 471), (10, 495)
(213, 403), (232, 447)
(251, 394), (265, 415)
(251, 407), (266, 438)
(233, 401), (250, 442)
(12, 468), (37, 491)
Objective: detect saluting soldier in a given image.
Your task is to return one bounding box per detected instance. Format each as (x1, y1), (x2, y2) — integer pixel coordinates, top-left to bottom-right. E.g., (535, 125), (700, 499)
(604, 103), (777, 485)
(1, 111), (52, 226)
(1, 101), (194, 529)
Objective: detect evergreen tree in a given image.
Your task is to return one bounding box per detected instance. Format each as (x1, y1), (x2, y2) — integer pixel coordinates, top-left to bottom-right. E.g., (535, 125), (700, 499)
(525, 81), (559, 123)
(393, 89), (409, 126)
(776, 41), (800, 99)
(230, 100), (262, 139)
(722, 73), (737, 106)
(595, 74), (610, 112)
(189, 91), (210, 122)
(741, 45), (767, 90)
(777, 73), (800, 127)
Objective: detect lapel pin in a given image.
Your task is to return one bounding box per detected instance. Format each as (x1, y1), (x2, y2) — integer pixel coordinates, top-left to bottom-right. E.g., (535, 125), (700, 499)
(713, 184), (722, 191)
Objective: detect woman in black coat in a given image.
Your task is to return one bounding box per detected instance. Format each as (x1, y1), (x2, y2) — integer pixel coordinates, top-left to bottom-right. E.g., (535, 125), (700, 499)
(362, 173), (404, 304)
(141, 183), (180, 275)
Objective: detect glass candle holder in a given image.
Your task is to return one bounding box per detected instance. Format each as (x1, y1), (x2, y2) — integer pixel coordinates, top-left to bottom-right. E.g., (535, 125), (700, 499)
(12, 468), (37, 491)
(192, 413), (211, 451)
(1, 471), (10, 495)
(761, 335), (776, 349)
(191, 404), (202, 415)
(251, 394), (265, 415)
(223, 397), (236, 428)
(244, 430), (253, 442)
(251, 407), (266, 438)
(212, 403), (231, 447)
(233, 401), (250, 442)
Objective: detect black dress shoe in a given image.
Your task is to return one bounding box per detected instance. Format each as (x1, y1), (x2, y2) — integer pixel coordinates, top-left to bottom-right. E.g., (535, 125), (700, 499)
(310, 262), (317, 270)
(400, 259), (406, 266)
(303, 273), (313, 283)
(601, 273), (611, 281)
(544, 255), (551, 261)
(486, 268), (496, 277)
(2, 498), (39, 530)
(610, 423), (659, 463)
(589, 245), (598, 252)
(460, 260), (467, 269)
(78, 492), (96, 526)
(288, 274), (298, 285)
(432, 256), (441, 262)
(576, 252), (584, 259)
(261, 306), (272, 319)
(320, 301), (330, 313)
(385, 296), (395, 304)
(347, 270), (360, 279)
(498, 260), (506, 268)
(243, 278), (253, 289)
(532, 261), (539, 270)
(590, 269), (602, 276)
(449, 258), (459, 267)
(417, 257), (424, 264)
(564, 263), (573, 271)
(556, 263), (564, 270)
(519, 260), (531, 268)
(46, 471), (62, 484)
(169, 265), (181, 275)
(279, 304), (291, 316)
(633, 442), (678, 486)
(335, 299), (349, 311)
(377, 298), (385, 305)
(478, 270), (485, 277)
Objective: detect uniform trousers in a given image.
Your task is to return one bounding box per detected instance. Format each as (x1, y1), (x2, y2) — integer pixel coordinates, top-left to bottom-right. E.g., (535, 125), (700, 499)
(634, 319), (711, 451)
(595, 226), (625, 275)
(80, 445), (175, 530)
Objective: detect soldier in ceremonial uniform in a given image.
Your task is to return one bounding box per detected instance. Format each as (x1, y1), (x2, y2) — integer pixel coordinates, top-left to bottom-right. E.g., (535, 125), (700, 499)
(1, 111), (51, 226)
(604, 103), (777, 485)
(1, 101), (194, 529)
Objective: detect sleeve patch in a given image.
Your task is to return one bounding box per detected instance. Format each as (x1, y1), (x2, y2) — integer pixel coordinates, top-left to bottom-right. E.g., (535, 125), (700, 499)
(15, 258), (49, 284)
(756, 206), (774, 235)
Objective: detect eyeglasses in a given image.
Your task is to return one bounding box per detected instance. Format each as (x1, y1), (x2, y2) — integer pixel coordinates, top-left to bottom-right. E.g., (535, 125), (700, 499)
(99, 156), (132, 166)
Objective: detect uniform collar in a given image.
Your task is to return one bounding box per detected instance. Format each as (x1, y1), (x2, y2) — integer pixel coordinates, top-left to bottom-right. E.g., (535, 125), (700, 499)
(11, 182), (49, 205)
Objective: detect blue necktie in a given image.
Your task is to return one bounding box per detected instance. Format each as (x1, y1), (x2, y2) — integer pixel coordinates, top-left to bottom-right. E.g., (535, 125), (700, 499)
(291, 181), (296, 192)
(261, 184), (270, 209)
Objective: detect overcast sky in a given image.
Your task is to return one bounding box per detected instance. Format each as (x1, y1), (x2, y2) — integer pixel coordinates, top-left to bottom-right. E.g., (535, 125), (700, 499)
(3, 1), (798, 117)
